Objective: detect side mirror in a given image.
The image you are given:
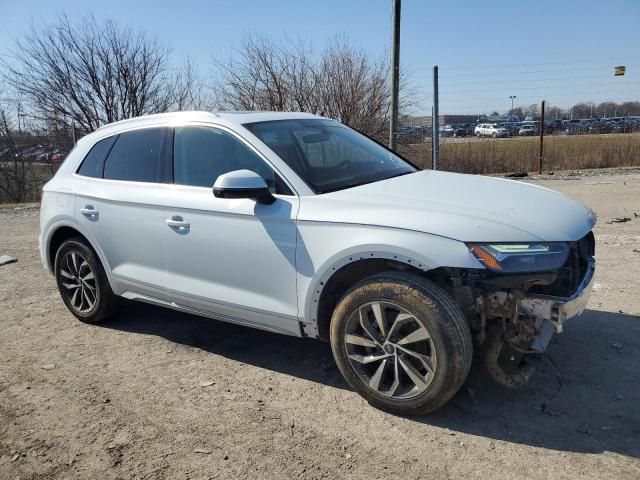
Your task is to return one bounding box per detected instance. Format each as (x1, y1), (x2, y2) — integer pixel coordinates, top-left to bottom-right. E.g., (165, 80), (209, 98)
(213, 169), (276, 205)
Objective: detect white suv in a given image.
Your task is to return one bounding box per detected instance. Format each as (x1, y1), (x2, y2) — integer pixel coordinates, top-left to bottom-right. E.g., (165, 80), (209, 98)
(474, 123), (510, 138)
(40, 111), (596, 414)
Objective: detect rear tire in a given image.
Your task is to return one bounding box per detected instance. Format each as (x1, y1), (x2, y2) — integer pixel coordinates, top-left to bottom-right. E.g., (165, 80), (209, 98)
(54, 238), (118, 324)
(330, 272), (473, 415)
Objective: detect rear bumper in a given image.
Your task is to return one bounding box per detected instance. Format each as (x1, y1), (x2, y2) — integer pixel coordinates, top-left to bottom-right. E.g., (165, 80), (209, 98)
(518, 258), (596, 333)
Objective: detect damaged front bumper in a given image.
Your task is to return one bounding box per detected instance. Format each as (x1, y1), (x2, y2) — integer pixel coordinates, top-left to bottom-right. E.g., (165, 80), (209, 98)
(473, 259), (596, 388)
(518, 258), (596, 334)
(465, 232), (596, 388)
(480, 258), (595, 354)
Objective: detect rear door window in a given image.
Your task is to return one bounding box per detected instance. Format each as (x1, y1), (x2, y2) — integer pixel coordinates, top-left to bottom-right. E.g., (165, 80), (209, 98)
(103, 128), (171, 183)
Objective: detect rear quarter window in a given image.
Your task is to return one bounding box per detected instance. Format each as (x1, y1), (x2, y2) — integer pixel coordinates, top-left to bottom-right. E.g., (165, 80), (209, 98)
(76, 136), (117, 178)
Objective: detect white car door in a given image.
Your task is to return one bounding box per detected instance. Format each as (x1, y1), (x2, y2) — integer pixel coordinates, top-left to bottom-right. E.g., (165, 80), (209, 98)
(75, 127), (172, 299)
(159, 124), (301, 336)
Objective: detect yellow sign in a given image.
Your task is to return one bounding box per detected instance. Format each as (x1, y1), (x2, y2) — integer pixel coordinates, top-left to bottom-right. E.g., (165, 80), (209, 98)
(615, 66), (626, 76)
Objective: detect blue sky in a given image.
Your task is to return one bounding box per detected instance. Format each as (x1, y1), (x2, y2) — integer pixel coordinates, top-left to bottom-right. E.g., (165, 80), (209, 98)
(1, 0), (639, 114)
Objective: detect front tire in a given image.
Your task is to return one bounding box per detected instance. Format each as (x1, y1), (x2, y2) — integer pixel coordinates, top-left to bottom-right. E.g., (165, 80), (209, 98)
(330, 272), (473, 415)
(54, 238), (118, 324)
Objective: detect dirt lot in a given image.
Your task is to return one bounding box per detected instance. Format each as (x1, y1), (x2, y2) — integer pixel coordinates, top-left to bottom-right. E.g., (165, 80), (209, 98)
(1, 170), (639, 479)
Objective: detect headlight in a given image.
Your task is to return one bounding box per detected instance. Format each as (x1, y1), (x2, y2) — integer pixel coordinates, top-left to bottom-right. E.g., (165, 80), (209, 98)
(468, 243), (570, 273)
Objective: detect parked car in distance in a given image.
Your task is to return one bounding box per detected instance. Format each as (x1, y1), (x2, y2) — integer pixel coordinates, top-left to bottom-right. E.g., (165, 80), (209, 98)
(40, 111), (596, 415)
(564, 122), (589, 135)
(452, 124), (468, 137)
(499, 122), (520, 136)
(462, 123), (476, 136)
(518, 124), (538, 136)
(439, 124), (467, 138)
(610, 120), (633, 133)
(439, 124), (455, 137)
(474, 123), (509, 138)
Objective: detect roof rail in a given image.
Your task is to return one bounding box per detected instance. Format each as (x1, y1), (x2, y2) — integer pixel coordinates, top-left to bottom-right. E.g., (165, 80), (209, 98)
(94, 111), (218, 132)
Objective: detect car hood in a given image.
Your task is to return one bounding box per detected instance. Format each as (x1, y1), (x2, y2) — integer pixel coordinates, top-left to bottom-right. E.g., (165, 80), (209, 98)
(298, 170), (596, 242)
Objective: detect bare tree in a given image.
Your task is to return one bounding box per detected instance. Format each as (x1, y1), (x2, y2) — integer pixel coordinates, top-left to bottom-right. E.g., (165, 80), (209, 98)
(214, 34), (321, 112)
(620, 101), (640, 116)
(1, 14), (200, 134)
(213, 34), (413, 141)
(319, 38), (392, 139)
(569, 103), (592, 119)
(545, 106), (564, 120)
(507, 107), (524, 119)
(523, 103), (540, 119)
(0, 108), (28, 203)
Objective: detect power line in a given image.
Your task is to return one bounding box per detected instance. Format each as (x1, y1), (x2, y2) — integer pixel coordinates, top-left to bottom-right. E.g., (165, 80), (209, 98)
(413, 65), (638, 79)
(412, 58), (640, 71)
(413, 71), (640, 87)
(422, 92), (640, 103)
(437, 80), (640, 95)
(432, 87), (640, 103)
(436, 98), (635, 109)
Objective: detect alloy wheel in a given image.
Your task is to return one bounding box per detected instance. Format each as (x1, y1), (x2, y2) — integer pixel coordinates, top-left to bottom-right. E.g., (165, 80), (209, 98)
(344, 301), (437, 399)
(59, 252), (98, 314)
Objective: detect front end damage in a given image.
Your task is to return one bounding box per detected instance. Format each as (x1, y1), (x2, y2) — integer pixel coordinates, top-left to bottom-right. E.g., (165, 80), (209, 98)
(446, 232), (596, 388)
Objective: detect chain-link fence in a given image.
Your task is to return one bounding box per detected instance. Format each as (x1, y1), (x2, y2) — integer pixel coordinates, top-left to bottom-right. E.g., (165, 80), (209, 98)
(0, 133), (73, 203)
(396, 62), (640, 174)
(2, 112), (640, 204)
(396, 114), (640, 175)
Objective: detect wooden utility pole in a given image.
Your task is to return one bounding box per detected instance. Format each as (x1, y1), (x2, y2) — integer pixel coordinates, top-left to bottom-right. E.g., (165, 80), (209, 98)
(389, 0), (401, 150)
(539, 100), (545, 174)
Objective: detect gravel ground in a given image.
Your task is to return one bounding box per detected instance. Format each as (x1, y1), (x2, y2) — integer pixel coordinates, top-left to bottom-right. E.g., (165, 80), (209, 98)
(0, 172), (639, 479)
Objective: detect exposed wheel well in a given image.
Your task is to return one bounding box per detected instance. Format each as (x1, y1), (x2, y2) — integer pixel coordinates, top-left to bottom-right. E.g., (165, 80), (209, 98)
(48, 226), (94, 268)
(315, 259), (450, 341)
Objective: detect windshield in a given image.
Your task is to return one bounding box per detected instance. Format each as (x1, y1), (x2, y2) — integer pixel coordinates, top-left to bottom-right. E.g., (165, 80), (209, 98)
(244, 119), (416, 193)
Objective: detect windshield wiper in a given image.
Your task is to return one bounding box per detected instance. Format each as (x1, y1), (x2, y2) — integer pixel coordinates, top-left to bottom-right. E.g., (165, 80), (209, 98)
(319, 179), (376, 194)
(385, 170), (414, 180)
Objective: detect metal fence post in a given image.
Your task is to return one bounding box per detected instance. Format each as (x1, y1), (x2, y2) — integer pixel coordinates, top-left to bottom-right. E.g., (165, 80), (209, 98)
(539, 100), (545, 174)
(432, 65), (440, 170)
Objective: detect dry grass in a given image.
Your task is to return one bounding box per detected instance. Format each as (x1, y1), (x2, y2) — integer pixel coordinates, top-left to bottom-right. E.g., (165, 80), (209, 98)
(399, 133), (640, 174)
(0, 163), (54, 204)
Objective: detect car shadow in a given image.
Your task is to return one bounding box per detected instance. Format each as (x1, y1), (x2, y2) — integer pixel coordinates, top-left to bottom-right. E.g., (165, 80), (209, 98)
(104, 304), (640, 457)
(422, 309), (640, 458)
(107, 300), (348, 390)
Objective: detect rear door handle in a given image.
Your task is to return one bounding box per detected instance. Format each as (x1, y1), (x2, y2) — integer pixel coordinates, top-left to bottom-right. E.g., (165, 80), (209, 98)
(80, 205), (99, 218)
(165, 216), (190, 230)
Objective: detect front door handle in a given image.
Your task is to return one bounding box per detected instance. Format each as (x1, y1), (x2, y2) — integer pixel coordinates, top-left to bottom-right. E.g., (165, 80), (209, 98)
(165, 216), (190, 230)
(80, 205), (99, 219)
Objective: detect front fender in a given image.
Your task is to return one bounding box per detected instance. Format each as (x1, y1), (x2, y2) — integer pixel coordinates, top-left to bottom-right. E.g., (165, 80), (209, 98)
(296, 221), (484, 333)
